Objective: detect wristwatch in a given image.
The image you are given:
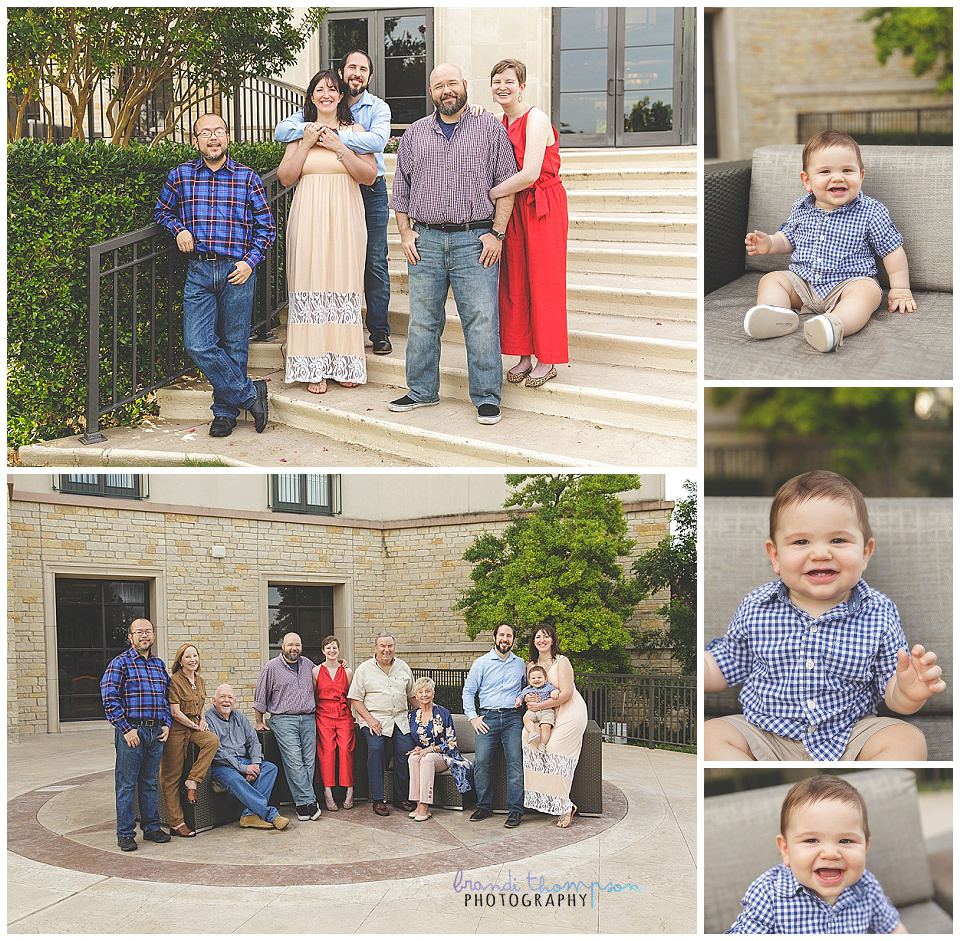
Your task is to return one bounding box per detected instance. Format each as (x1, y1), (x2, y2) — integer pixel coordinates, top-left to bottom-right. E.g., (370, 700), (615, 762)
(491, 229), (505, 241)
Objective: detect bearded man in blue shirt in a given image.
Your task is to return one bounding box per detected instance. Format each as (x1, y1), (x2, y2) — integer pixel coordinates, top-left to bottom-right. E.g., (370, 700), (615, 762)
(155, 113), (276, 438)
(275, 50), (394, 355)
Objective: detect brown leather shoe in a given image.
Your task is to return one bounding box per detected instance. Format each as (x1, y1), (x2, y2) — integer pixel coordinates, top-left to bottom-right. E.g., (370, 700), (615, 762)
(373, 801), (390, 816)
(169, 822), (196, 838)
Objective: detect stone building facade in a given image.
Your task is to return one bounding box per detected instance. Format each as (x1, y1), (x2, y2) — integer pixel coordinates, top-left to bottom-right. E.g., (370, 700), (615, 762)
(8, 473), (674, 742)
(708, 7), (951, 160)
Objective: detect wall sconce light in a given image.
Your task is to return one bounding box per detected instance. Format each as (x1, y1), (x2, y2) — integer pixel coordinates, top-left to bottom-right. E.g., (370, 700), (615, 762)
(210, 545), (227, 559)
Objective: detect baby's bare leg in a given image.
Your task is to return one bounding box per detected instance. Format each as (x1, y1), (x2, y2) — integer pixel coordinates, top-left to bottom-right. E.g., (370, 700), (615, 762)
(704, 718), (756, 761)
(756, 271), (802, 309)
(539, 722), (553, 747)
(522, 711), (539, 739)
(829, 279), (882, 337)
(856, 723), (927, 760)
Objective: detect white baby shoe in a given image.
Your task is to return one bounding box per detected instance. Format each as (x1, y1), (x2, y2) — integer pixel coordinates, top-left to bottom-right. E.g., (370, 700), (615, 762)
(743, 305), (800, 339)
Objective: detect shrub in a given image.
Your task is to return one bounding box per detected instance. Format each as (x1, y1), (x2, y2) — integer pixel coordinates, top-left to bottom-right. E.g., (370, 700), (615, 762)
(7, 138), (284, 450)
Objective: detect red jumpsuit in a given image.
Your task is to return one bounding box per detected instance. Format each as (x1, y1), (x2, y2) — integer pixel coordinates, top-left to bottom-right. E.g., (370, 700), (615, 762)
(498, 108), (569, 364)
(315, 662), (355, 786)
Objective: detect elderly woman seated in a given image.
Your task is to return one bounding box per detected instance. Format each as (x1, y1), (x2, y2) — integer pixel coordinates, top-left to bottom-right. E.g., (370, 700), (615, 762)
(406, 677), (473, 821)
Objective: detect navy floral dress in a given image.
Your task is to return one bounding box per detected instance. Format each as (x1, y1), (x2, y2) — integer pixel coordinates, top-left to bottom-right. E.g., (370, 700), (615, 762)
(408, 704), (474, 793)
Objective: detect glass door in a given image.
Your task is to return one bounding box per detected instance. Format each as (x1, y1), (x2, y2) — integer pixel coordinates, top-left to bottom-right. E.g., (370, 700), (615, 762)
(321, 9), (433, 136)
(553, 7), (694, 147)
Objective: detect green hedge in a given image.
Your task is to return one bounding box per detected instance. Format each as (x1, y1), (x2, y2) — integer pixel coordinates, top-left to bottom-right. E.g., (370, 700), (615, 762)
(7, 139), (284, 451)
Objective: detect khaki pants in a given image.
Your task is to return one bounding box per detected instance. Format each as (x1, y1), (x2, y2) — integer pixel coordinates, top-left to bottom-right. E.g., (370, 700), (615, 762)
(159, 721), (219, 827)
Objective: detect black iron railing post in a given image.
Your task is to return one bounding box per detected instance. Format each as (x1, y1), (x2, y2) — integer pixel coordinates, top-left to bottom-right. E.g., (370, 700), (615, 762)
(80, 244), (108, 444)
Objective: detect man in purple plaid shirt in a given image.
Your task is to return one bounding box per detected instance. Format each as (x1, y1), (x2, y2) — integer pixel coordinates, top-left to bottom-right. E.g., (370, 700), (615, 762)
(100, 618), (172, 852)
(389, 64), (518, 426)
(155, 113), (275, 438)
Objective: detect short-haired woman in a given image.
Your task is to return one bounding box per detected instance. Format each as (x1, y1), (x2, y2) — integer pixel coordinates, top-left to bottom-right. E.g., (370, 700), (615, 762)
(407, 677), (473, 821)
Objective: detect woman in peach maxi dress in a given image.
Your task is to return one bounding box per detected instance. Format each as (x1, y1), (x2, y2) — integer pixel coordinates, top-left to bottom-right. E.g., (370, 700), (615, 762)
(278, 70), (377, 394)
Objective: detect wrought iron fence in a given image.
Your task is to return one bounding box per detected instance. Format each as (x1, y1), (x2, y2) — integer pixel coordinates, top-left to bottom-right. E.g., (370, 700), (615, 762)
(412, 667), (696, 749)
(81, 169), (294, 444)
(12, 70), (303, 145)
(797, 107), (952, 146)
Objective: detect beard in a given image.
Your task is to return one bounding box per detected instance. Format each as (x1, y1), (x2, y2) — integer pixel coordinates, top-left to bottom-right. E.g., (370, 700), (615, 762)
(435, 89), (468, 117)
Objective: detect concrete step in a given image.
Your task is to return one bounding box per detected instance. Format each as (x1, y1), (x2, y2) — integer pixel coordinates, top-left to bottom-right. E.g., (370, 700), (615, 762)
(251, 307), (695, 375)
(568, 212), (696, 244)
(564, 188), (695, 213)
(383, 146), (697, 173)
(559, 167), (696, 190)
(150, 367), (695, 467)
(232, 334), (695, 435)
(385, 235), (695, 281)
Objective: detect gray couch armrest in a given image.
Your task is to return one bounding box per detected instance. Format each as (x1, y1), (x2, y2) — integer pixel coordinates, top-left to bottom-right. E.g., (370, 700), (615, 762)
(705, 160), (752, 294)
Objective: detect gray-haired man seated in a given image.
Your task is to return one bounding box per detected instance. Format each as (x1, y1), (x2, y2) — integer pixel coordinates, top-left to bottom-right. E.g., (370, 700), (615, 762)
(204, 684), (288, 830)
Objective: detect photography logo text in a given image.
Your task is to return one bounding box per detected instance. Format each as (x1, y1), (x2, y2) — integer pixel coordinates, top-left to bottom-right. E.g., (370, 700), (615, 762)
(453, 870), (642, 908)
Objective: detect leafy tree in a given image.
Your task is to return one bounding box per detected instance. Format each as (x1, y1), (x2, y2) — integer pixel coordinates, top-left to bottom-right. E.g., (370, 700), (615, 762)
(632, 481), (697, 674)
(455, 475), (646, 673)
(862, 8), (953, 94)
(7, 8), (327, 146)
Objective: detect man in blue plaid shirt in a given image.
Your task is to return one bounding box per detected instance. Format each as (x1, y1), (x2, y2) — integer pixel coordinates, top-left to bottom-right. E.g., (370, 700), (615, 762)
(100, 618), (172, 851)
(155, 113), (275, 438)
(704, 471), (946, 761)
(742, 130), (915, 353)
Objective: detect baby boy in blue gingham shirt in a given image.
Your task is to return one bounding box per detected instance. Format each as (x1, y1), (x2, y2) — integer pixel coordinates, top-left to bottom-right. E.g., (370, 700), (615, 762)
(742, 130), (916, 354)
(726, 775), (904, 934)
(704, 470), (946, 762)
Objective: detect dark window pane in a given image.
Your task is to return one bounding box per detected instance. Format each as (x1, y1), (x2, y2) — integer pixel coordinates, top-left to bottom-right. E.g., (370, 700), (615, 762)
(624, 92), (674, 132)
(624, 8), (675, 46)
(383, 15), (426, 57)
(624, 45), (674, 92)
(560, 7), (608, 48)
(55, 579), (102, 605)
(55, 606), (101, 649)
(113, 582), (146, 604)
(559, 49), (609, 93)
(387, 97), (429, 126)
(558, 93), (608, 135)
(296, 586), (327, 606)
(385, 57), (426, 98)
(328, 18), (367, 64)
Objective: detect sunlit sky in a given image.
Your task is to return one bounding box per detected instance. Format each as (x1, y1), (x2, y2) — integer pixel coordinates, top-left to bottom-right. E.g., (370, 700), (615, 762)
(664, 472), (694, 502)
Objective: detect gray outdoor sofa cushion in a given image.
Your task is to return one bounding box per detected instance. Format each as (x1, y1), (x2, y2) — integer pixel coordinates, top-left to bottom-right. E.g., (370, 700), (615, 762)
(704, 769), (953, 934)
(705, 145), (953, 380)
(704, 498), (952, 760)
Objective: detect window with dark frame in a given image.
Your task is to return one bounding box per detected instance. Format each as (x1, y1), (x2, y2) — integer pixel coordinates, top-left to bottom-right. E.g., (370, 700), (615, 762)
(57, 474), (143, 499)
(55, 577), (151, 721)
(267, 584), (335, 665)
(270, 474), (338, 516)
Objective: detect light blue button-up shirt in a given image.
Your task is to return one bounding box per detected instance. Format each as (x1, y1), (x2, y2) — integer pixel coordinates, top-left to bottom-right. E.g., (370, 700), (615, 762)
(462, 648), (527, 719)
(274, 90), (391, 177)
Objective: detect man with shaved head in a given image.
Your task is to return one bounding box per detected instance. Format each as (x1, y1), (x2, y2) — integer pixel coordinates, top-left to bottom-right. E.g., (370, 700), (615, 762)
(205, 684), (288, 830)
(389, 63), (518, 426)
(253, 632), (321, 821)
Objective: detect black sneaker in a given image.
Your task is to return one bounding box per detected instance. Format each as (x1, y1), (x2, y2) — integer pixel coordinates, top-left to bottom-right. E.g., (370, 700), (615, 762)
(118, 836), (138, 851)
(388, 395), (438, 412)
(477, 404), (502, 425)
(209, 417), (236, 437)
(372, 335), (393, 355)
(504, 811), (522, 828)
(296, 803), (322, 821)
(469, 808), (492, 821)
(247, 378), (269, 433)
(142, 829), (171, 843)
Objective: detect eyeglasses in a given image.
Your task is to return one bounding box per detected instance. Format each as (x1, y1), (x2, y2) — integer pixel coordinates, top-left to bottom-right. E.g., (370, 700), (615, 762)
(196, 128), (228, 140)
(131, 629), (154, 637)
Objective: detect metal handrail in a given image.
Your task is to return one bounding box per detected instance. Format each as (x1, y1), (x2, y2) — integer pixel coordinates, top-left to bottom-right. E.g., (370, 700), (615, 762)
(81, 167), (293, 444)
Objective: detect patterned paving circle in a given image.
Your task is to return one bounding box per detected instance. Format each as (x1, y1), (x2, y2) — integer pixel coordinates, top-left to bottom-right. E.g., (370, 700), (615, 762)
(9, 770), (628, 887)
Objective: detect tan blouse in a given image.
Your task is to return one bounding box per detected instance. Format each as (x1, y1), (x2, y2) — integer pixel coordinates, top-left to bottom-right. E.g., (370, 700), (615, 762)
(168, 671), (207, 719)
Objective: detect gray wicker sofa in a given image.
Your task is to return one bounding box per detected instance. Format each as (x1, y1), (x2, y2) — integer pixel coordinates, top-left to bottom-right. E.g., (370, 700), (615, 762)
(704, 770), (953, 933)
(705, 145), (953, 380)
(704, 497), (952, 760)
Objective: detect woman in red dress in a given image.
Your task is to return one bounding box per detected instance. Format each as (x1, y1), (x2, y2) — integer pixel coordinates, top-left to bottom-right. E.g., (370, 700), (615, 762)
(311, 635), (355, 811)
(489, 58), (568, 388)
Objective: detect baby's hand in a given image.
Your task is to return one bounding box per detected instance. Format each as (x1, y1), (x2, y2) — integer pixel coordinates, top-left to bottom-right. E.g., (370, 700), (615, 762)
(513, 697), (522, 708)
(887, 288), (916, 314)
(745, 230), (772, 255)
(895, 644), (946, 703)
(549, 689), (560, 699)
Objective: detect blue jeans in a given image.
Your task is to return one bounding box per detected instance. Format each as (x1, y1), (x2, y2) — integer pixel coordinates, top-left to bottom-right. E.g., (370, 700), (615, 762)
(405, 224), (502, 407)
(473, 709), (524, 815)
(210, 760), (279, 822)
(363, 726), (416, 802)
(182, 258), (257, 420)
(360, 177), (390, 340)
(114, 724), (164, 839)
(269, 713), (317, 807)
